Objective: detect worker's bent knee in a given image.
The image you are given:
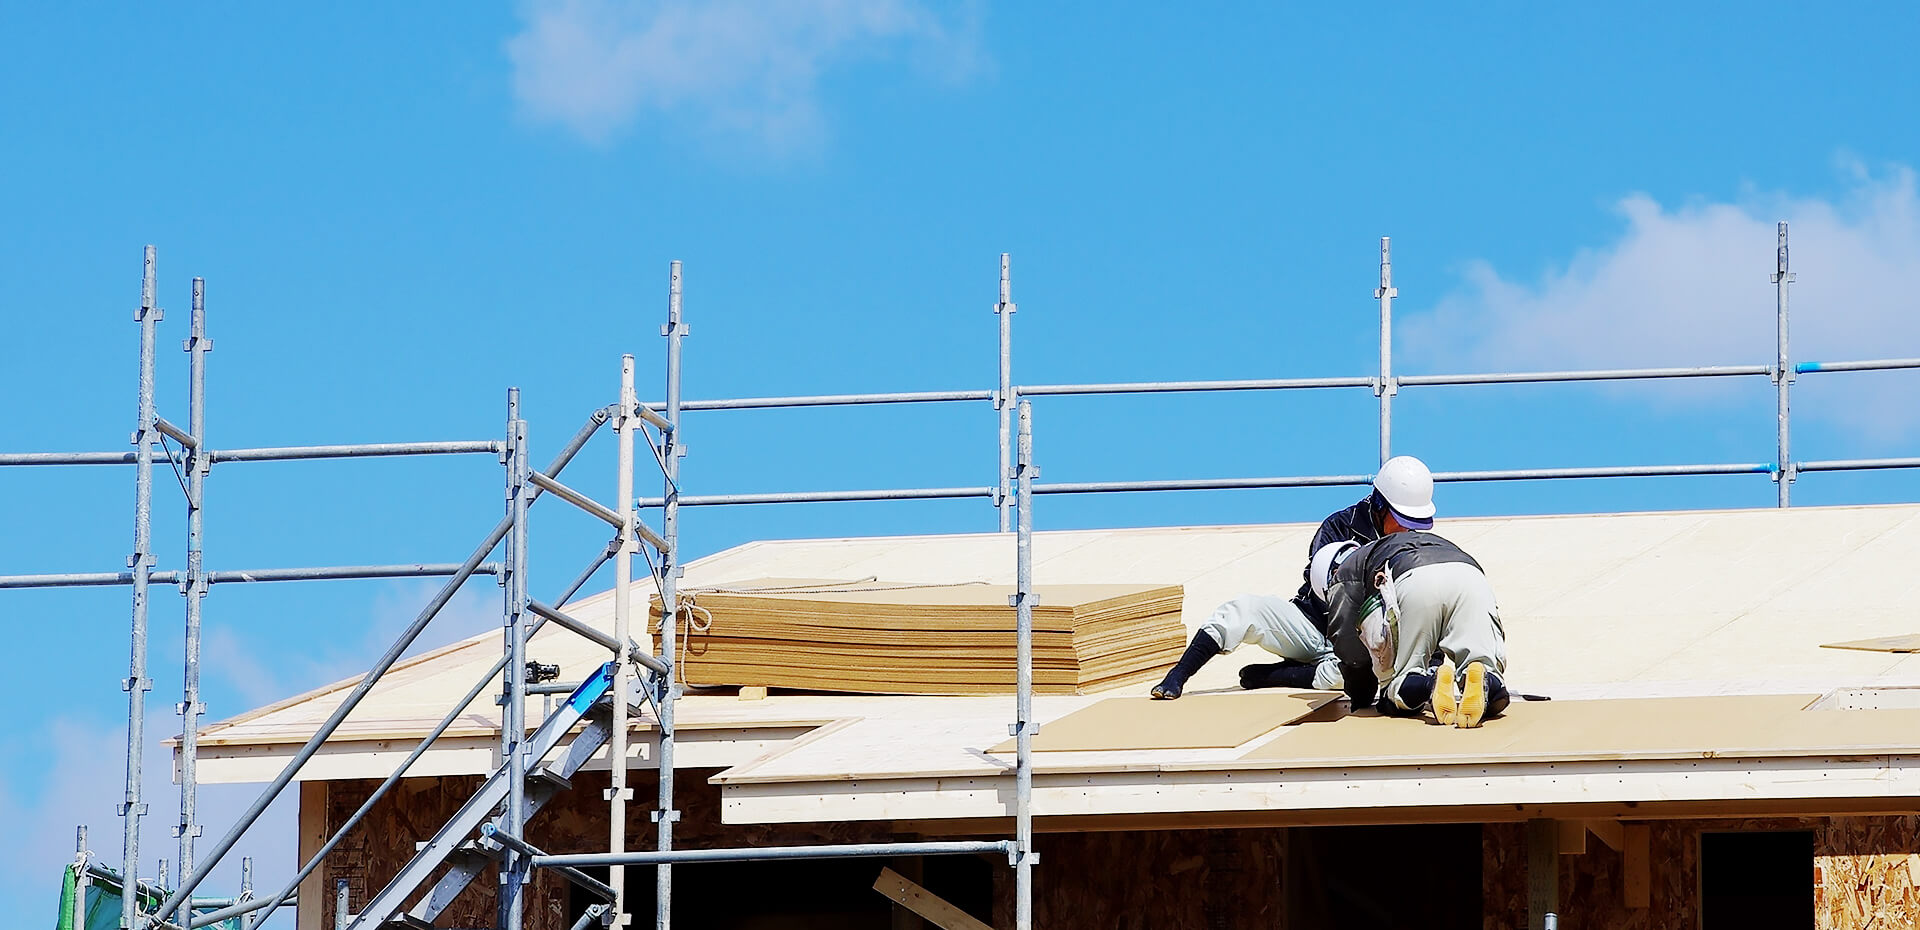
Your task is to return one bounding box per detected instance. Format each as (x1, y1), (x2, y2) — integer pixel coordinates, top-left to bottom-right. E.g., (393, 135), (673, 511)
(1389, 669), (1434, 712)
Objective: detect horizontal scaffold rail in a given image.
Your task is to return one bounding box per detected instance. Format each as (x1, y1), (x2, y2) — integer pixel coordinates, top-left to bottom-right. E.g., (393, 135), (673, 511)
(0, 441), (504, 466)
(640, 485), (995, 507)
(661, 389), (993, 411)
(637, 462), (1797, 510)
(1796, 357), (1920, 374)
(1799, 457), (1920, 472)
(0, 563), (503, 590)
(208, 440), (502, 462)
(1396, 364), (1772, 386)
(645, 359), (1847, 414)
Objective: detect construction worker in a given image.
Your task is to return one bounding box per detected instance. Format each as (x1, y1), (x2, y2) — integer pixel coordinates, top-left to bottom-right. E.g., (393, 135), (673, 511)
(1149, 456), (1436, 699)
(1309, 532), (1509, 727)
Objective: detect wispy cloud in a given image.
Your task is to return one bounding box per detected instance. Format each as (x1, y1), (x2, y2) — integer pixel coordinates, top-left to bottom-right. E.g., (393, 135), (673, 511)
(505, 0), (986, 148)
(0, 713), (297, 929)
(207, 579), (500, 709)
(1402, 161), (1920, 439)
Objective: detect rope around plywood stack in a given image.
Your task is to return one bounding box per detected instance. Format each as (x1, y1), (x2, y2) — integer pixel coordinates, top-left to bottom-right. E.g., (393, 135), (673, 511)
(656, 578), (995, 689)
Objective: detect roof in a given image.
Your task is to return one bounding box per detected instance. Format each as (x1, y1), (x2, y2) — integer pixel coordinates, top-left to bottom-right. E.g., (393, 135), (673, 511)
(192, 502), (1920, 827)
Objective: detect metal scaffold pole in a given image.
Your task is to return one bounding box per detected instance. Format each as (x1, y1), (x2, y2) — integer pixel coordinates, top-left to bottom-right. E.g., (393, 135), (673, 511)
(123, 245), (159, 930)
(657, 260), (686, 930)
(1773, 220), (1795, 507)
(178, 275), (209, 894)
(611, 355), (637, 925)
(996, 253), (1014, 532)
(1375, 237), (1396, 466)
(1013, 399), (1036, 930)
(501, 390), (532, 930)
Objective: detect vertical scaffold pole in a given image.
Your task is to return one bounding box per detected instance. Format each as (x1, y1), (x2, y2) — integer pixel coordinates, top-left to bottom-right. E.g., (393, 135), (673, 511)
(178, 276), (209, 890)
(995, 253), (1014, 532)
(611, 355), (637, 924)
(123, 245), (160, 930)
(1375, 237), (1396, 466)
(239, 858), (253, 930)
(1013, 399), (1036, 930)
(500, 389), (531, 930)
(1773, 221), (1795, 507)
(75, 826), (91, 930)
(656, 261), (686, 930)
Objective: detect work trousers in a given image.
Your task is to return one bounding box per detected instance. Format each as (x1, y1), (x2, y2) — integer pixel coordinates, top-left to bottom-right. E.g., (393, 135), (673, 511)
(1382, 561), (1506, 710)
(1200, 594), (1345, 690)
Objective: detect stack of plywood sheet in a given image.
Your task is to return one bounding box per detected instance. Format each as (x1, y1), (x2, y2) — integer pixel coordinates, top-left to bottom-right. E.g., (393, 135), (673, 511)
(649, 580), (1185, 695)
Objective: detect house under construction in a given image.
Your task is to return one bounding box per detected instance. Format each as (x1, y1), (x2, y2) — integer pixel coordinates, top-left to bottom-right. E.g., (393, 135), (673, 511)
(12, 230), (1920, 930)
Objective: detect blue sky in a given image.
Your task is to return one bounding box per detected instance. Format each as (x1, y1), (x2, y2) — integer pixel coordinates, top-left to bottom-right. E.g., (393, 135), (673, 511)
(6, 2), (1920, 920)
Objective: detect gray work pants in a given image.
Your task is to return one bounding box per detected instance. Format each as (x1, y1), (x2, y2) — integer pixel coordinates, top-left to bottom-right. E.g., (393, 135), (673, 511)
(1381, 561), (1506, 710)
(1200, 594), (1345, 690)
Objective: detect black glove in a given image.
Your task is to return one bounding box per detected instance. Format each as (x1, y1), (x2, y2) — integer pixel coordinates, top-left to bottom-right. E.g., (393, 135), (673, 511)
(1341, 662), (1377, 709)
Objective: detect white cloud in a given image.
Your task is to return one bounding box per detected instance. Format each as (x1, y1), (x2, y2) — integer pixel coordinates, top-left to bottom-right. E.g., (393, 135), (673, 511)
(505, 0), (985, 146)
(1402, 162), (1920, 440)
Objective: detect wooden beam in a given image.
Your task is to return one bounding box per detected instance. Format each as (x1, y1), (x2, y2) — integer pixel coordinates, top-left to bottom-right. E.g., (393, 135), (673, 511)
(1583, 819), (1625, 852)
(874, 867), (995, 930)
(1622, 824), (1651, 909)
(298, 781), (327, 930)
(1556, 819), (1587, 855)
(890, 857), (926, 930)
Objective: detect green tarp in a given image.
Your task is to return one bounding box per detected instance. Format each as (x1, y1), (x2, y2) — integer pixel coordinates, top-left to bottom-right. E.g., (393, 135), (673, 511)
(55, 865), (242, 930)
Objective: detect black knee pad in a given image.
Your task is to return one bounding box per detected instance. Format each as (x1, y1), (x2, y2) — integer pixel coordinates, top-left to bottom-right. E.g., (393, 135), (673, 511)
(1392, 669), (1434, 711)
(1240, 661), (1315, 690)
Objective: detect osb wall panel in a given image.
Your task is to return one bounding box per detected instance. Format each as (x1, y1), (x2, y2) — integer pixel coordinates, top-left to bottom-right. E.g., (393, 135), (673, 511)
(990, 828), (1288, 930)
(319, 770), (911, 930)
(1816, 816), (1920, 930)
(321, 775), (568, 930)
(1483, 815), (1920, 930)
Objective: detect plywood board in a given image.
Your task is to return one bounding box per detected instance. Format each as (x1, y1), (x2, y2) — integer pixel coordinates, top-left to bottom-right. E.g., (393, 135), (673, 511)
(1823, 634), (1920, 653)
(1242, 694), (1920, 765)
(989, 689), (1339, 752)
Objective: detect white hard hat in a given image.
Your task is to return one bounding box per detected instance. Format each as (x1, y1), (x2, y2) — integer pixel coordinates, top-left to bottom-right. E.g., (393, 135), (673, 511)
(1310, 541), (1359, 603)
(1373, 455), (1436, 527)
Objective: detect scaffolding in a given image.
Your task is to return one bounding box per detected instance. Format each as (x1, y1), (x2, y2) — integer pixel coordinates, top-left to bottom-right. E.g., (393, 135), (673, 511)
(8, 223), (1920, 930)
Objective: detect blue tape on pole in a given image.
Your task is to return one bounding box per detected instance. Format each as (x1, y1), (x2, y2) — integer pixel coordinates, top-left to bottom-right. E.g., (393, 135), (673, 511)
(1795, 362), (1820, 373)
(568, 662), (616, 714)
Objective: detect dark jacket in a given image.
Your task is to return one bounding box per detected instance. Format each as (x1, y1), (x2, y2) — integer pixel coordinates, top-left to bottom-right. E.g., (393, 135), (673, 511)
(1290, 495), (1388, 632)
(1324, 532), (1483, 705)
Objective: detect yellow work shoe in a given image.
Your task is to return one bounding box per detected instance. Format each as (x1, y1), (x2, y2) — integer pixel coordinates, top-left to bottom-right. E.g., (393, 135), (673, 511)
(1457, 662), (1488, 729)
(1431, 658), (1458, 726)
